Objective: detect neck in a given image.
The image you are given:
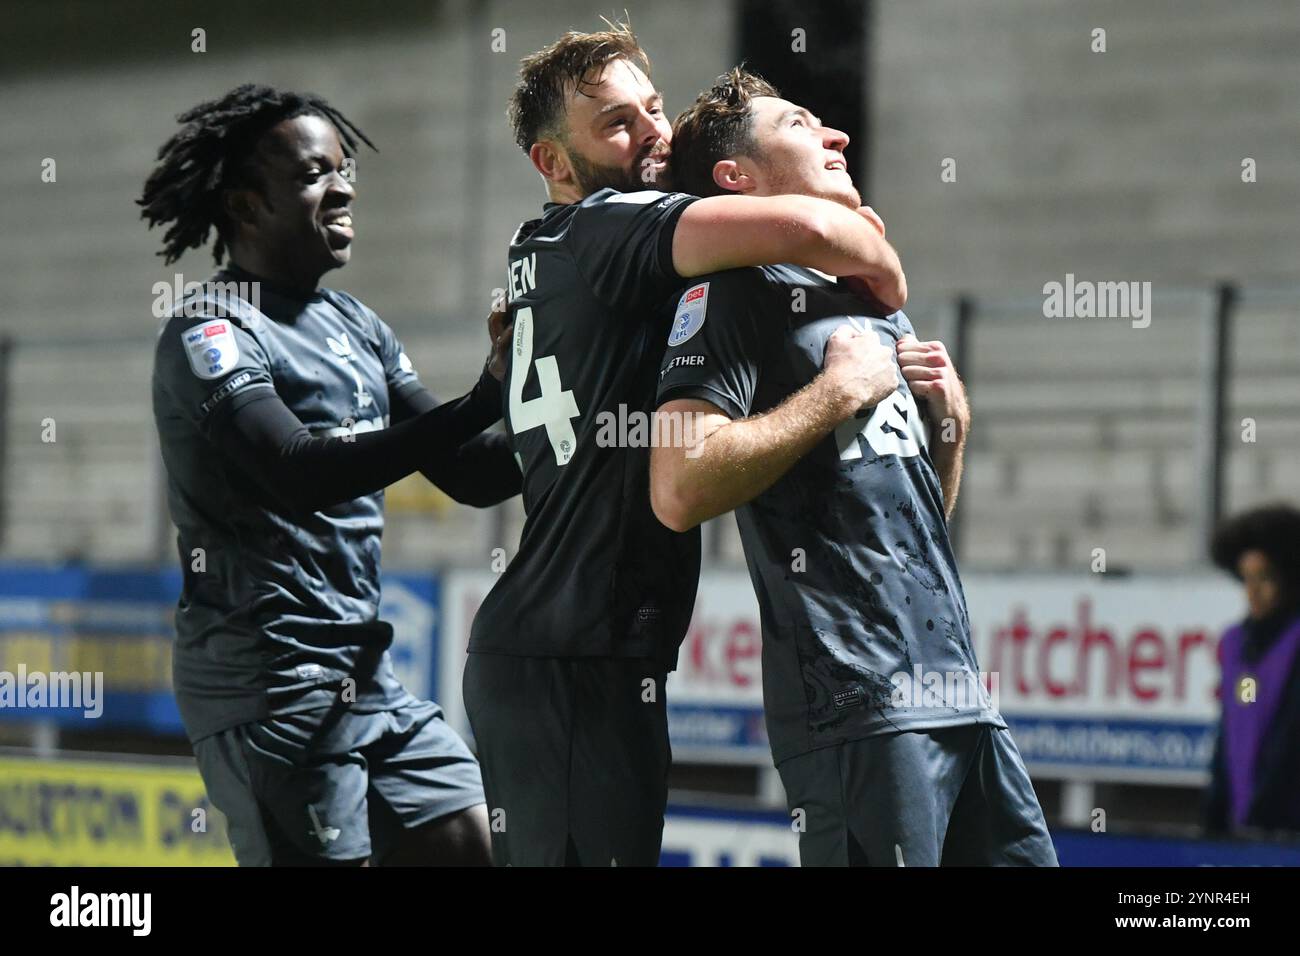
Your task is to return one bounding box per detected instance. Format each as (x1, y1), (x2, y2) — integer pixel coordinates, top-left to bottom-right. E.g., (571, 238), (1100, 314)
(545, 181), (585, 206)
(1243, 602), (1300, 659)
(226, 249), (322, 297)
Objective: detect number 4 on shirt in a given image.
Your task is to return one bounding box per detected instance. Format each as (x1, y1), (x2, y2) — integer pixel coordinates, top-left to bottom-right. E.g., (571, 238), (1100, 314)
(508, 306), (581, 466)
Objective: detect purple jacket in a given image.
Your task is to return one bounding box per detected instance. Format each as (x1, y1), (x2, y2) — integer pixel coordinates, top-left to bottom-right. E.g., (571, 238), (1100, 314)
(1207, 612), (1300, 833)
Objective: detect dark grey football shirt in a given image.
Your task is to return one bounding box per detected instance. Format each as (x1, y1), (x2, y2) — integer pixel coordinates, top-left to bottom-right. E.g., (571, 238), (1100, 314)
(152, 267), (423, 742)
(657, 264), (1005, 764)
(470, 188), (703, 666)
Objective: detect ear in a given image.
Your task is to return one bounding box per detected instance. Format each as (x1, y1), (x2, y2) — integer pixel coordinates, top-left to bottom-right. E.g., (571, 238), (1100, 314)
(529, 141), (572, 186)
(711, 159), (751, 194)
(222, 187), (260, 229)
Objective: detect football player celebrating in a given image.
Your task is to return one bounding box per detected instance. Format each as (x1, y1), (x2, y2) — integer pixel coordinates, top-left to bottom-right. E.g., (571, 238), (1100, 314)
(466, 24), (908, 866)
(142, 84), (517, 866)
(652, 69), (1057, 867)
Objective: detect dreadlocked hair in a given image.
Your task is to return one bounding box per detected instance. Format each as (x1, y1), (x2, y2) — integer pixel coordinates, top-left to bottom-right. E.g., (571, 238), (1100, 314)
(138, 84), (376, 265)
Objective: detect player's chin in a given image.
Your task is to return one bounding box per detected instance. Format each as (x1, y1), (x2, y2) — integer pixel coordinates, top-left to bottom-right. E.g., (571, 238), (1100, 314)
(324, 240), (352, 267)
(825, 177), (861, 210)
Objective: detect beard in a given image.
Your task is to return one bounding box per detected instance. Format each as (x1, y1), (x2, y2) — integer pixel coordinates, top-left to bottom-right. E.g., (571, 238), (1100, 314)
(568, 146), (667, 196)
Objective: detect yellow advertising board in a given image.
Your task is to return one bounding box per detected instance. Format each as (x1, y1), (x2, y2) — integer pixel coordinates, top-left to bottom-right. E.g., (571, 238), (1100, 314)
(0, 755), (235, 866)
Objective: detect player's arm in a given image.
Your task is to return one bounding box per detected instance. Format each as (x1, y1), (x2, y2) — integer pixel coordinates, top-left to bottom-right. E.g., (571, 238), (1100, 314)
(672, 196), (906, 309)
(391, 384), (521, 507)
(896, 334), (970, 518)
(211, 368), (505, 515)
(371, 305), (519, 507)
(651, 327), (896, 533)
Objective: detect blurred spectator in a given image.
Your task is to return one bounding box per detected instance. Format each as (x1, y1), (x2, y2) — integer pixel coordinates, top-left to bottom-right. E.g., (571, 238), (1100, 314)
(1204, 504), (1300, 836)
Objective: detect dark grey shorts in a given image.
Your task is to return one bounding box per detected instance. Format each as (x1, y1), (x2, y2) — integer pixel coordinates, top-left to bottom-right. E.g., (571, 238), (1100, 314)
(777, 724), (1058, 867)
(193, 699), (485, 866)
(463, 653), (671, 866)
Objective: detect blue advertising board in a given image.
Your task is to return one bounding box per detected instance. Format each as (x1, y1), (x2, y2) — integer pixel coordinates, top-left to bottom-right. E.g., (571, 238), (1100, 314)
(660, 804), (1300, 867)
(0, 564), (440, 734)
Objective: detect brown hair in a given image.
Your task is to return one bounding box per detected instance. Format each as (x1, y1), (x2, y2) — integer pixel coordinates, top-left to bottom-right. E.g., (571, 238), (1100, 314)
(670, 67), (779, 198)
(508, 20), (651, 153)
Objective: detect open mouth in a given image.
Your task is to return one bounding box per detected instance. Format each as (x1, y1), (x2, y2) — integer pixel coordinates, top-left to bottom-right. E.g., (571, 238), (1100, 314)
(825, 159), (848, 173)
(323, 212), (354, 241)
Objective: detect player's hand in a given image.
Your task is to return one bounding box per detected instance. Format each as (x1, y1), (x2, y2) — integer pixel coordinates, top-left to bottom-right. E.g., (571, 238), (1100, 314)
(843, 206), (906, 311)
(486, 308), (513, 382)
(896, 334), (969, 435)
(844, 250), (907, 314)
(858, 205), (886, 237)
(822, 326), (898, 420)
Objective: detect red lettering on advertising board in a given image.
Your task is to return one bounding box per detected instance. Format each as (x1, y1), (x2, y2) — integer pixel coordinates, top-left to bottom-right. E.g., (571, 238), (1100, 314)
(987, 598), (1218, 704)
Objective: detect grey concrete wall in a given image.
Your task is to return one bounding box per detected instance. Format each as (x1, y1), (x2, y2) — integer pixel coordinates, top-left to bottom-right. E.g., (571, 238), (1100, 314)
(1, 0), (735, 563)
(869, 0), (1300, 298)
(2, 0), (1296, 569)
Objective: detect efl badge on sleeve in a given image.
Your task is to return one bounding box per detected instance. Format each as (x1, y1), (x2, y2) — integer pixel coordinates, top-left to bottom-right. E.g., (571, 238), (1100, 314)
(668, 282), (709, 347)
(183, 319), (240, 380)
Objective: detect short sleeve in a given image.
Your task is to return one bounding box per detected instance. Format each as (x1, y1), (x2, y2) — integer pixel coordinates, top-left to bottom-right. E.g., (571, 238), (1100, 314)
(893, 309), (916, 338)
(153, 311), (275, 434)
(567, 189), (699, 308)
(655, 269), (771, 420)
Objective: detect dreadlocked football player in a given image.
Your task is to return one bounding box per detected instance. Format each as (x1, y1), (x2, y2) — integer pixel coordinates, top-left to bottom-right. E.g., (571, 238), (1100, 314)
(652, 69), (1057, 866)
(141, 84), (518, 866)
(463, 24), (908, 866)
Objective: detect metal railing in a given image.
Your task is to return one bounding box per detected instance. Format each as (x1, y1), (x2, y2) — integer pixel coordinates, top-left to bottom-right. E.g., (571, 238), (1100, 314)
(1, 281), (1295, 570)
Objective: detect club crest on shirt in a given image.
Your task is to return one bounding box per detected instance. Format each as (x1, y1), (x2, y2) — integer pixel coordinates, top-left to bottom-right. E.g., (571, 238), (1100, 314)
(327, 333), (355, 359)
(325, 332), (374, 410)
(669, 282), (709, 347)
(182, 319), (239, 380)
